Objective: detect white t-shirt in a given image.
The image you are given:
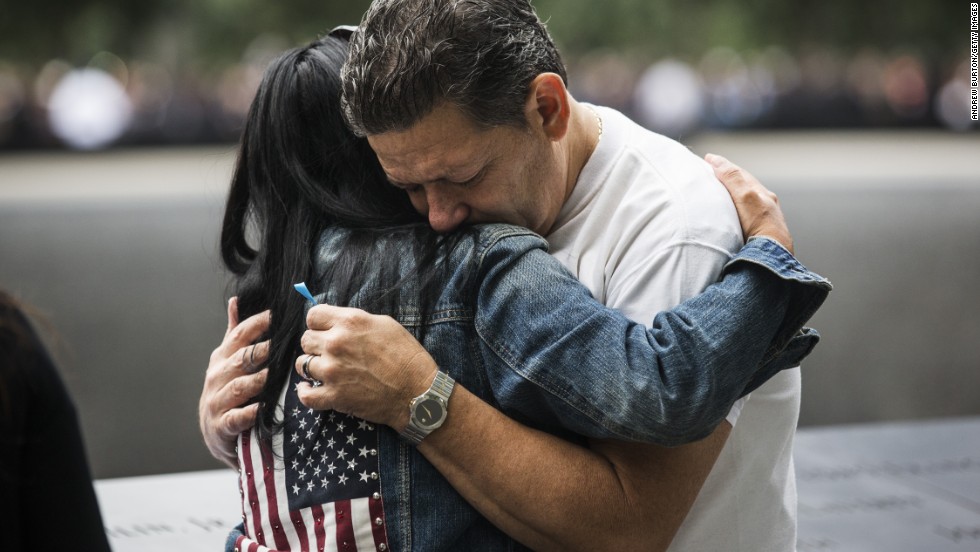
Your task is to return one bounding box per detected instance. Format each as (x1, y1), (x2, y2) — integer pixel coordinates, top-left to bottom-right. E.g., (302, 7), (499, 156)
(546, 105), (800, 551)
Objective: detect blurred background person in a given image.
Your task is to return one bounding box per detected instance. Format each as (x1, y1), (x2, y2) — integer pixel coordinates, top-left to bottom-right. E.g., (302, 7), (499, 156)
(0, 290), (111, 551)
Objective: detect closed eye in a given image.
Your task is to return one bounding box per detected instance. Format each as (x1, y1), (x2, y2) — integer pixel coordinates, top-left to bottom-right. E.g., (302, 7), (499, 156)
(388, 179), (423, 193)
(456, 168), (487, 189)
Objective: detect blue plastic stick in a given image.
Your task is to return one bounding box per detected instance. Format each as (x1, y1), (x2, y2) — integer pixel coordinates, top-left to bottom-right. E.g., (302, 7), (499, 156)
(293, 282), (318, 306)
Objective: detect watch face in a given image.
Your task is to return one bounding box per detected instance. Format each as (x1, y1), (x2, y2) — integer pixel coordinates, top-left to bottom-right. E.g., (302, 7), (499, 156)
(414, 397), (445, 428)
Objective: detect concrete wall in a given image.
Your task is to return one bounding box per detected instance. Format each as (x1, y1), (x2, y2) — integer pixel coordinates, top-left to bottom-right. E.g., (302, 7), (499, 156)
(691, 132), (980, 427)
(1, 132), (977, 479)
(1, 149), (234, 478)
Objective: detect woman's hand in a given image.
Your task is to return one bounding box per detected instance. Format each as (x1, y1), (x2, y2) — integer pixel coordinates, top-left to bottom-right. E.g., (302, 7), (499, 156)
(706, 153), (794, 255)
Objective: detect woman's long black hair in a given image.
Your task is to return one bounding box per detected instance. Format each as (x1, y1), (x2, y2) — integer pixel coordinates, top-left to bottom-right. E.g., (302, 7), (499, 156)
(220, 34), (458, 438)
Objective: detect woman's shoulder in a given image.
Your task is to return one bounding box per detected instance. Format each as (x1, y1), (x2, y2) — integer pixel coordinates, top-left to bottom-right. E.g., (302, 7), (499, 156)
(315, 223), (548, 263)
(310, 224), (552, 310)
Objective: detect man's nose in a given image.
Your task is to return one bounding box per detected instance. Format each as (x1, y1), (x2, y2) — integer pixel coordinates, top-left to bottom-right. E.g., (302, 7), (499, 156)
(425, 190), (470, 233)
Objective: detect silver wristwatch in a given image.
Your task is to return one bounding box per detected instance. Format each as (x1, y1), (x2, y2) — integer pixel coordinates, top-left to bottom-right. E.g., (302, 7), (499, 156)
(401, 370), (455, 446)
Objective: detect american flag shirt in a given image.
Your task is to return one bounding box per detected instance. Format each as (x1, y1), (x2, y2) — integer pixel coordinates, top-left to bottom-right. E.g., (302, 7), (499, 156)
(235, 369), (390, 552)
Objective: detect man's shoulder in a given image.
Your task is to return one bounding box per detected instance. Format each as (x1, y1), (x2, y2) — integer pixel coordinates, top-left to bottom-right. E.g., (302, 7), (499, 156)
(590, 107), (741, 249)
(600, 106), (724, 199)
(595, 104), (699, 163)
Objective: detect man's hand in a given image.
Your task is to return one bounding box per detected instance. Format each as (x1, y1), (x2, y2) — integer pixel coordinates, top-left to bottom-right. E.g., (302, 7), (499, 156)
(296, 304), (438, 431)
(706, 153), (794, 255)
(199, 297), (270, 469)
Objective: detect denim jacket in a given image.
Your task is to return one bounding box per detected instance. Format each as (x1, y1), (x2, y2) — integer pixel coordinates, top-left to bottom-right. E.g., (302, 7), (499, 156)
(229, 223), (830, 551)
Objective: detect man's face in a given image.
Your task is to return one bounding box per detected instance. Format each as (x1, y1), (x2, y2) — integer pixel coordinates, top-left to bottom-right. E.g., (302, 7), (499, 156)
(366, 104), (567, 235)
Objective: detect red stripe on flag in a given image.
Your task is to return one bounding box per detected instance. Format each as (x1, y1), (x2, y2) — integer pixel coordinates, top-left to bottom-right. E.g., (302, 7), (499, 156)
(289, 509), (310, 550)
(240, 431), (263, 544)
(259, 438), (291, 550)
(335, 499), (357, 551)
(312, 504), (327, 552)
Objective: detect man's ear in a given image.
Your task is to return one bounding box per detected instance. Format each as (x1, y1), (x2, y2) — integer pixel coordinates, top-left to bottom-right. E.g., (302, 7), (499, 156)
(525, 73), (570, 141)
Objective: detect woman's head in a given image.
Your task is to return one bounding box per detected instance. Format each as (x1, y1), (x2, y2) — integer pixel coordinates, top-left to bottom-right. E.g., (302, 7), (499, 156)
(222, 34), (420, 278)
(220, 33), (437, 437)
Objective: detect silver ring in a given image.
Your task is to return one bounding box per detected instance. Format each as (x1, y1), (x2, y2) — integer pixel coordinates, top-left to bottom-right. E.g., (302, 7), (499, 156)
(242, 346), (253, 371)
(302, 354), (322, 387)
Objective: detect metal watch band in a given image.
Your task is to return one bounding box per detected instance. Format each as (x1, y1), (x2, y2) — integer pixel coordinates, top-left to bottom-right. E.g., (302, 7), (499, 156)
(401, 421), (428, 446)
(401, 370), (455, 446)
(428, 370), (455, 400)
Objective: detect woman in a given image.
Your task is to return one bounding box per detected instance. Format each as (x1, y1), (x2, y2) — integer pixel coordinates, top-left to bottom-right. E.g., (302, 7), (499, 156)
(212, 33), (829, 551)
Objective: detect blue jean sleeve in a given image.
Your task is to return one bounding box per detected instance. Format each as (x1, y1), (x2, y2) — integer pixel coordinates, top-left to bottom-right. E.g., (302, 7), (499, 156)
(474, 232), (831, 446)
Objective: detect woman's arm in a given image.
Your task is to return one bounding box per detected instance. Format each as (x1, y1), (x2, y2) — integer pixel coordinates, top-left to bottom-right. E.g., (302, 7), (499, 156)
(293, 235), (828, 551)
(460, 153), (827, 445)
(471, 231), (828, 445)
(293, 232), (829, 445)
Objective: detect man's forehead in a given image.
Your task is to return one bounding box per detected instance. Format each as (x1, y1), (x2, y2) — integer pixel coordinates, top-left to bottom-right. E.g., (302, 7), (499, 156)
(371, 141), (486, 184)
(367, 108), (491, 183)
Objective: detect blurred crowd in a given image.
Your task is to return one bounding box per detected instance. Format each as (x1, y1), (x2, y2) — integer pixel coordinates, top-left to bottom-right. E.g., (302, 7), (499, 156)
(0, 34), (291, 151)
(0, 38), (975, 152)
(574, 46), (976, 137)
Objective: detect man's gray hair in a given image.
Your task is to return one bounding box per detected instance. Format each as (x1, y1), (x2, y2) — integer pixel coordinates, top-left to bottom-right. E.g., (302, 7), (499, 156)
(341, 0), (567, 137)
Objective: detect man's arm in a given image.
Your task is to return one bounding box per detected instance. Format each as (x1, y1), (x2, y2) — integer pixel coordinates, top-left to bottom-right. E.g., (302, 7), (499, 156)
(422, 382), (731, 551)
(198, 297), (270, 468)
(295, 307), (728, 550)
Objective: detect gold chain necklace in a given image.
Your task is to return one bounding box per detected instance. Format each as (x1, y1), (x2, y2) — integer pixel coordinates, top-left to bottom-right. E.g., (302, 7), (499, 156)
(587, 105), (603, 142)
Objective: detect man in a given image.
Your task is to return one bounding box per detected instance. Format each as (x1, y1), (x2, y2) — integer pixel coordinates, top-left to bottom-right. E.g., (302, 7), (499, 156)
(203, 1), (802, 549)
